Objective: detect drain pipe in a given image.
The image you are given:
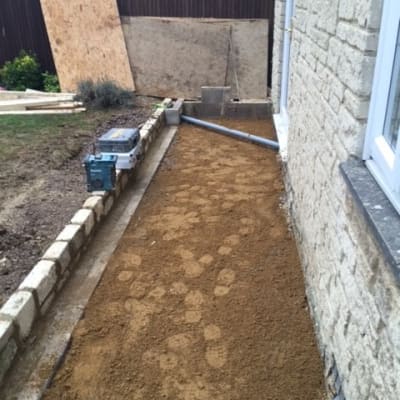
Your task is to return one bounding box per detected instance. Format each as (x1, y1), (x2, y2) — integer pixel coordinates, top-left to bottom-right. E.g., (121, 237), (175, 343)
(180, 115), (280, 152)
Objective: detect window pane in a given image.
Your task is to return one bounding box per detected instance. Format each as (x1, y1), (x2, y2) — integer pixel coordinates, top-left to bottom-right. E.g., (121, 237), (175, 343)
(383, 24), (400, 150)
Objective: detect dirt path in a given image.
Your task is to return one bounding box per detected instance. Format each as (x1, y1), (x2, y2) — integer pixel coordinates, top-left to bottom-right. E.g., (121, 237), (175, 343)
(43, 120), (325, 400)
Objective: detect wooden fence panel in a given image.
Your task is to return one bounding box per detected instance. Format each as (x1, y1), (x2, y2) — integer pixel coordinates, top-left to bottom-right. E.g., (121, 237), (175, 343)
(0, 0), (275, 85)
(0, 0), (55, 73)
(117, 0), (273, 19)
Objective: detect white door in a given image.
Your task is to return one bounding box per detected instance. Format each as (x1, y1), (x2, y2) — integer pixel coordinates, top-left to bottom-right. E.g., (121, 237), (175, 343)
(273, 0), (294, 159)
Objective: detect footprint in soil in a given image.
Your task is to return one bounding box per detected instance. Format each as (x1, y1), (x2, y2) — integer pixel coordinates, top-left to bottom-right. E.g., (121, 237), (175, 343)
(175, 246), (215, 279)
(184, 290), (204, 324)
(214, 268), (236, 297)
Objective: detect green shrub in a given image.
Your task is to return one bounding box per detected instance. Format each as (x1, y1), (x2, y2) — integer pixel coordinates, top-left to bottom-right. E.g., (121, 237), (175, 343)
(76, 79), (95, 104)
(0, 51), (42, 91)
(76, 79), (134, 109)
(42, 72), (60, 92)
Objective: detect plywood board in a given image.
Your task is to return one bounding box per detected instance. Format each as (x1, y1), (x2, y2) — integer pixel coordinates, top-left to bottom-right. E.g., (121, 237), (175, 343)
(40, 0), (135, 92)
(121, 17), (268, 99)
(122, 17), (230, 99)
(229, 20), (269, 99)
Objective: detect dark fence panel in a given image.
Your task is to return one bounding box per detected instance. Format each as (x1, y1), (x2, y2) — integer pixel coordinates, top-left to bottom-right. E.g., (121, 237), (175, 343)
(117, 0), (275, 87)
(0, 1), (274, 86)
(117, 0), (273, 19)
(0, 0), (55, 73)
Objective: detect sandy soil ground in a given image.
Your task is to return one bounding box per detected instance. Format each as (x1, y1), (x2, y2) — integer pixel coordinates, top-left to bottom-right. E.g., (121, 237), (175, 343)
(0, 99), (153, 306)
(43, 120), (325, 400)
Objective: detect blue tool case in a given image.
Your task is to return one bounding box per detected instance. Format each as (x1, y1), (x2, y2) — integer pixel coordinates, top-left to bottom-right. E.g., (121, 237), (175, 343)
(98, 128), (140, 153)
(84, 154), (117, 192)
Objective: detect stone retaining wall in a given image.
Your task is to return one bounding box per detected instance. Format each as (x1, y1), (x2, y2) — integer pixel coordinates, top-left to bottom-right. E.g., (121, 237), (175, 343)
(0, 98), (172, 385)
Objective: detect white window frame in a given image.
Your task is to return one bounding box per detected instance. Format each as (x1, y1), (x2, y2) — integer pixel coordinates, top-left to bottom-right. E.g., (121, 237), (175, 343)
(363, 0), (400, 214)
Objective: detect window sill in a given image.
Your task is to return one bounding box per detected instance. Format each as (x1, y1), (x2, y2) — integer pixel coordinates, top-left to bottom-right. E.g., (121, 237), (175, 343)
(340, 158), (400, 281)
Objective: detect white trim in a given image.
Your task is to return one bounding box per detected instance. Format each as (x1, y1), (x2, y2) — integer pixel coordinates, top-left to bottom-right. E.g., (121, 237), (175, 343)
(273, 111), (289, 161)
(274, 0), (294, 162)
(363, 0), (400, 207)
(279, 0), (294, 113)
(366, 160), (400, 215)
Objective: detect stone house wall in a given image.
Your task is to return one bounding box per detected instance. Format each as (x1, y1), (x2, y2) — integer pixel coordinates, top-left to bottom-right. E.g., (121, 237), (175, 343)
(272, 0), (400, 398)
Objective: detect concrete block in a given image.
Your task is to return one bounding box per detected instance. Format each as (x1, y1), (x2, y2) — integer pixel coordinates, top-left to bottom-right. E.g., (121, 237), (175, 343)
(148, 117), (158, 126)
(0, 338), (17, 383)
(201, 87), (231, 104)
(165, 98), (184, 125)
(104, 195), (115, 216)
(162, 98), (172, 106)
(165, 110), (180, 125)
(114, 178), (122, 198)
(91, 190), (107, 197)
(40, 292), (56, 315)
(142, 121), (155, 133)
(142, 140), (150, 156)
(42, 241), (71, 272)
(224, 102), (273, 119)
(183, 102), (222, 118)
(18, 260), (58, 306)
(71, 209), (95, 237)
(56, 224), (85, 253)
(57, 270), (71, 292)
(120, 172), (129, 190)
(83, 195), (104, 222)
(140, 128), (150, 141)
(0, 319), (14, 351)
(0, 291), (36, 340)
(153, 108), (164, 118)
(154, 116), (162, 129)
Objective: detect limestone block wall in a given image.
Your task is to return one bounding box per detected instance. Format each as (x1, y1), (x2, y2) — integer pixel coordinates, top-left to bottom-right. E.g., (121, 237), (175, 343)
(273, 0), (400, 398)
(40, 0), (135, 92)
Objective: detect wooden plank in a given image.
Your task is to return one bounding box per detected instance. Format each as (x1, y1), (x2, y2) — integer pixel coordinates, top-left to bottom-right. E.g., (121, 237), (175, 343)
(0, 97), (75, 111)
(25, 89), (76, 97)
(27, 101), (83, 110)
(0, 108), (86, 115)
(0, 91), (75, 101)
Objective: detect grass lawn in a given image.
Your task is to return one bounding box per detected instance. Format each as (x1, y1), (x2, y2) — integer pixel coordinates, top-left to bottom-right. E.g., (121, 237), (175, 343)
(0, 111), (115, 162)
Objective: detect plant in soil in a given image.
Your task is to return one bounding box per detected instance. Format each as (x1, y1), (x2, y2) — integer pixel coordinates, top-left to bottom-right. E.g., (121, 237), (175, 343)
(76, 79), (134, 109)
(42, 72), (61, 92)
(0, 51), (43, 91)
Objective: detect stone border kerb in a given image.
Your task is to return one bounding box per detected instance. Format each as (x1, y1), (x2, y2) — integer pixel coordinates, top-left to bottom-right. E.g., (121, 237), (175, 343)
(0, 98), (172, 384)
